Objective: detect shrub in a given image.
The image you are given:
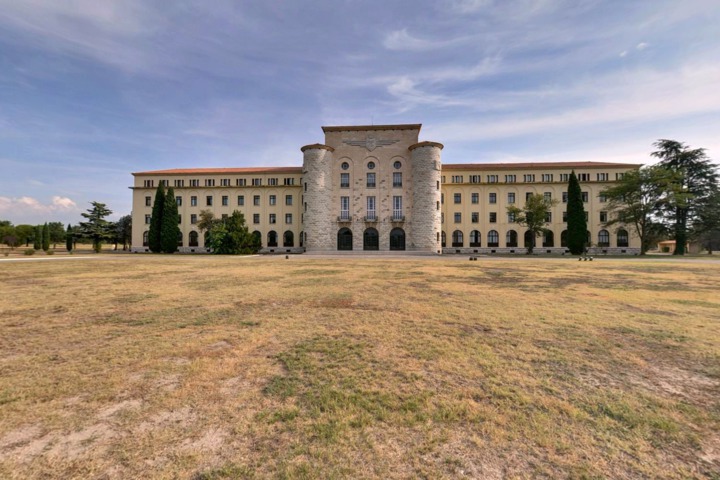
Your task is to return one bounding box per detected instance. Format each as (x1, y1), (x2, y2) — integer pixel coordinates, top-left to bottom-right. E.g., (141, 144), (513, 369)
(46, 250), (54, 255)
(24, 249), (35, 255)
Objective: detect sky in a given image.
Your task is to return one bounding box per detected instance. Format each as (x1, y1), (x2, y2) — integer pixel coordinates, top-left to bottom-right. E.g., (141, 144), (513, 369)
(0, 0), (719, 225)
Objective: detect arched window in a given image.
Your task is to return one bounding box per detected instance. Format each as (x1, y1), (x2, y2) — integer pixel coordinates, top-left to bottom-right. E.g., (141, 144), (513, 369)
(543, 230), (554, 247)
(524, 230), (535, 249)
(299, 231), (304, 247)
(488, 230), (499, 247)
(561, 230), (568, 247)
(267, 230), (278, 247)
(617, 229), (629, 247)
(337, 228), (353, 250)
(142, 231), (149, 247)
(441, 231), (446, 247)
(363, 228), (379, 251)
(390, 228), (405, 250)
(252, 230), (262, 247)
(469, 230), (481, 247)
(189, 231), (199, 247)
(283, 231), (294, 247)
(177, 231), (183, 247)
(598, 229), (610, 247)
(204, 231), (211, 248)
(506, 230), (518, 247)
(452, 230), (463, 247)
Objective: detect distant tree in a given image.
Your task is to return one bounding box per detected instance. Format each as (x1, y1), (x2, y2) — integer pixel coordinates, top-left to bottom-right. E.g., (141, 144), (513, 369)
(15, 224), (35, 247)
(507, 193), (559, 254)
(692, 189), (720, 254)
(161, 187), (180, 253)
(148, 184), (165, 253)
(79, 202), (113, 253)
(601, 165), (674, 255)
(114, 215), (132, 251)
(48, 222), (65, 248)
(42, 223), (50, 251)
(652, 140), (719, 255)
(0, 221), (19, 249)
(34, 225), (42, 250)
(567, 170), (587, 254)
(206, 211), (260, 254)
(66, 224), (73, 252)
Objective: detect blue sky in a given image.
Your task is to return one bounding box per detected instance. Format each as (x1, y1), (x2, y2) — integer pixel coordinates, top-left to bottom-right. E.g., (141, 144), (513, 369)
(1, 0), (718, 225)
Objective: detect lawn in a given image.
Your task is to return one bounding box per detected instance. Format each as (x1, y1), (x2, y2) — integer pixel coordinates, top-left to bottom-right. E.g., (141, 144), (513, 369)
(0, 255), (719, 479)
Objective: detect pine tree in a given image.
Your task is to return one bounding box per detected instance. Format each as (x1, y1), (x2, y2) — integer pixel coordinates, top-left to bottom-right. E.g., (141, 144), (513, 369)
(160, 187), (180, 253)
(567, 170), (587, 255)
(66, 224), (73, 252)
(79, 202), (113, 253)
(42, 223), (50, 251)
(148, 184), (165, 253)
(34, 225), (42, 250)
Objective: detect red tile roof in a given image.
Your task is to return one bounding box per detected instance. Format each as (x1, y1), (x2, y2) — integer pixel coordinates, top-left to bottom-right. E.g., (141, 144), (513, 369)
(442, 161), (642, 170)
(132, 166), (303, 176)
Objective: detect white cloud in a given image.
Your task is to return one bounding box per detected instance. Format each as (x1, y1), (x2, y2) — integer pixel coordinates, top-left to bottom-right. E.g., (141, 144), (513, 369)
(636, 42), (649, 50)
(0, 195), (78, 216)
(383, 28), (467, 51)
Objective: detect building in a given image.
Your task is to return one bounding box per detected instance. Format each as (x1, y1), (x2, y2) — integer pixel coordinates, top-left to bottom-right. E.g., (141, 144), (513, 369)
(131, 124), (641, 254)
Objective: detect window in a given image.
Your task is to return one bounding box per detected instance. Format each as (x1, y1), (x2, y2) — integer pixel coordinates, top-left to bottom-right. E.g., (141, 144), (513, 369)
(598, 230), (610, 247)
(489, 212), (497, 223)
(562, 211), (568, 222)
(581, 192), (589, 202)
(191, 196), (197, 207)
(285, 214), (292, 224)
(221, 178), (230, 187)
(441, 193), (445, 204)
(597, 173), (609, 181)
(599, 194), (607, 203)
(469, 175), (481, 184)
(252, 178), (262, 186)
(454, 212), (462, 223)
(284, 177), (295, 186)
(238, 195), (244, 206)
(617, 229), (629, 247)
(506, 230), (518, 247)
(173, 196), (181, 207)
(454, 193), (461, 204)
(578, 173), (590, 181)
(341, 162), (349, 170)
(526, 192), (533, 201)
(487, 175), (498, 183)
(145, 214), (151, 224)
(393, 172), (402, 187)
(268, 178), (278, 186)
(559, 174), (569, 182)
(616, 173), (625, 180)
(544, 192), (552, 202)
(488, 230), (499, 247)
(505, 175), (516, 183)
(159, 180), (168, 187)
(367, 161), (375, 169)
(562, 192), (568, 203)
(285, 195), (293, 206)
(269, 195), (276, 206)
(143, 180), (154, 188)
(437, 201), (440, 211)
(507, 212), (515, 222)
(469, 230), (481, 247)
(471, 212), (479, 223)
(452, 230), (463, 247)
(304, 182), (307, 192)
(189, 231), (198, 247)
(451, 175), (463, 183)
(471, 193), (479, 204)
(205, 179), (215, 187)
(340, 196), (350, 220)
(542, 174), (553, 182)
(253, 214), (260, 224)
(191, 214), (197, 224)
(437, 181), (440, 190)
(253, 195), (260, 206)
(367, 172), (376, 188)
(340, 173), (350, 188)
(508, 192), (515, 204)
(143, 231), (149, 246)
(178, 215), (182, 224)
(222, 195), (228, 206)
(366, 196), (376, 220)
(442, 176), (446, 183)
(585, 212), (589, 221)
(206, 196), (213, 206)
(236, 178), (247, 186)
(393, 196), (403, 220)
(489, 193), (497, 204)
(600, 211), (608, 223)
(145, 196), (152, 207)
(524, 174), (535, 182)
(269, 214), (276, 224)
(174, 179), (184, 187)
(393, 161), (402, 169)
(190, 179), (200, 187)
(545, 212), (552, 222)
(441, 213), (444, 223)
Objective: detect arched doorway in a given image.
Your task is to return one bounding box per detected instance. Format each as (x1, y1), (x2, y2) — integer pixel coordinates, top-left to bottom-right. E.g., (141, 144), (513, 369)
(363, 228), (379, 251)
(283, 231), (294, 247)
(189, 231), (199, 247)
(469, 230), (481, 247)
(142, 231), (149, 247)
(506, 230), (518, 247)
(452, 230), (463, 247)
(267, 230), (278, 247)
(252, 230), (262, 247)
(390, 228), (405, 251)
(543, 230), (554, 247)
(441, 231), (446, 247)
(177, 231), (183, 247)
(617, 229), (629, 247)
(337, 228), (353, 250)
(524, 230), (535, 250)
(561, 230), (568, 247)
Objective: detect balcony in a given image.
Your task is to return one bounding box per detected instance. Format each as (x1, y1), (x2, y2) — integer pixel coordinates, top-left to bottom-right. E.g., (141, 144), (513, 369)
(364, 211), (377, 222)
(337, 211), (352, 223)
(391, 211), (405, 223)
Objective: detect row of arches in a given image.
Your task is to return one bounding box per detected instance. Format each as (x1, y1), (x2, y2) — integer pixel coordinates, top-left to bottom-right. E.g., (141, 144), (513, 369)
(142, 230), (302, 249)
(442, 229), (629, 248)
(337, 227), (406, 251)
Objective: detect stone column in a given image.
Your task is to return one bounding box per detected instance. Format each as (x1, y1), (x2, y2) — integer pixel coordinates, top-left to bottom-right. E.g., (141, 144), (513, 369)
(409, 141), (443, 254)
(301, 144), (335, 252)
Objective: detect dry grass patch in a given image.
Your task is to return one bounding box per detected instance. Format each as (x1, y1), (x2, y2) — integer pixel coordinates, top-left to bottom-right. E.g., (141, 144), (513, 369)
(0, 255), (719, 478)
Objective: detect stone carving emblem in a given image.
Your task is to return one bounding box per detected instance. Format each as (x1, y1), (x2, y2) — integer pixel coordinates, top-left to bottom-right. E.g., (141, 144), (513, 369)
(343, 134), (399, 151)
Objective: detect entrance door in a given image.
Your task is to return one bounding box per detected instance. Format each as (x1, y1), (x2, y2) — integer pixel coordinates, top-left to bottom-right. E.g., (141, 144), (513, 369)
(363, 228), (379, 251)
(337, 228), (353, 250)
(390, 228), (405, 251)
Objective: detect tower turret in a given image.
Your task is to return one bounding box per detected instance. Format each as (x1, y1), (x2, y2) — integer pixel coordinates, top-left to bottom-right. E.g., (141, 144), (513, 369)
(409, 141), (443, 253)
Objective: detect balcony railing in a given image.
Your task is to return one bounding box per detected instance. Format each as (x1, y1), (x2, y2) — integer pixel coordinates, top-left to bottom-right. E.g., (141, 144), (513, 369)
(364, 211), (377, 222)
(391, 211), (405, 222)
(338, 211), (351, 222)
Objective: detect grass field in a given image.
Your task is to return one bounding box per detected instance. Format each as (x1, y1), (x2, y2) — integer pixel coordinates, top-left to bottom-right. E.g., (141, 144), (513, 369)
(1, 255), (719, 479)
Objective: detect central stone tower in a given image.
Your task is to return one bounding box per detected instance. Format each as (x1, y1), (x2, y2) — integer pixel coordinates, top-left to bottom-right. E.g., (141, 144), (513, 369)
(301, 124), (442, 254)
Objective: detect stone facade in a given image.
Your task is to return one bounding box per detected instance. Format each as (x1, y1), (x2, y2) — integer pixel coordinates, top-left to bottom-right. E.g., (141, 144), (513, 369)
(130, 123), (642, 255)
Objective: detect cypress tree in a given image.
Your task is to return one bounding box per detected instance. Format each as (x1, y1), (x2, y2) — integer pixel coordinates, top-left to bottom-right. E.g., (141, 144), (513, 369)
(66, 224), (73, 252)
(34, 225), (42, 250)
(42, 223), (50, 251)
(160, 187), (180, 253)
(148, 184), (165, 253)
(567, 170), (587, 255)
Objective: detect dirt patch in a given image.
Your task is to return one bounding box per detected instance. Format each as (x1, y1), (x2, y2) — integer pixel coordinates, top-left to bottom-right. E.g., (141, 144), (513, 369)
(135, 407), (197, 434)
(97, 399), (142, 420)
(46, 423), (118, 460)
(180, 427), (228, 453)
